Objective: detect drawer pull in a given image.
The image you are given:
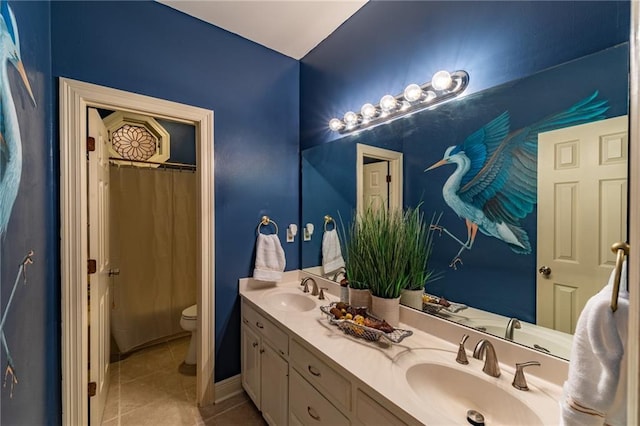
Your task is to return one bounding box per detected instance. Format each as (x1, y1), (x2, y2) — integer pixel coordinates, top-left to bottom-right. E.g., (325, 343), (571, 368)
(260, 348), (265, 354)
(242, 318), (248, 325)
(252, 342), (258, 348)
(308, 365), (321, 377)
(256, 321), (264, 329)
(307, 406), (320, 421)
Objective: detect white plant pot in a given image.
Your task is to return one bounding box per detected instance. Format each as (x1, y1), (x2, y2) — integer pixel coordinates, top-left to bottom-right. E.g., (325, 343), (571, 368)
(371, 295), (400, 328)
(349, 287), (371, 311)
(400, 289), (424, 311)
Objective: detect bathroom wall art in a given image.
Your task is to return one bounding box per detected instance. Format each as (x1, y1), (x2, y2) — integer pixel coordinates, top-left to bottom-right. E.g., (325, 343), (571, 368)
(0, 0), (36, 398)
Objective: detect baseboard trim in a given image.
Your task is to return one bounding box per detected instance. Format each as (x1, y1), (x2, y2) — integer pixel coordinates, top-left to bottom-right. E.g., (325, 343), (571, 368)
(214, 374), (243, 404)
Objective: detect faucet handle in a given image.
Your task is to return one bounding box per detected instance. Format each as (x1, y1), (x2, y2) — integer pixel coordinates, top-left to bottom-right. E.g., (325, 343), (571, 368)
(319, 287), (328, 300)
(512, 361), (541, 391)
(456, 334), (469, 365)
(302, 281), (310, 293)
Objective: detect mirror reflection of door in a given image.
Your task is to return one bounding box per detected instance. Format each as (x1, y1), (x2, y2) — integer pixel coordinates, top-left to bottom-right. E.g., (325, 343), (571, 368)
(363, 158), (389, 212)
(356, 143), (403, 214)
(537, 115), (628, 333)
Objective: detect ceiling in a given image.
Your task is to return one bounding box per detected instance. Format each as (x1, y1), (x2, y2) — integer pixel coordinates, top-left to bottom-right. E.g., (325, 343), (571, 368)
(158, 1), (369, 60)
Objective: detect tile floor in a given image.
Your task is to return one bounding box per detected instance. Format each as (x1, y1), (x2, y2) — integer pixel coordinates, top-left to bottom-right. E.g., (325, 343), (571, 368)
(101, 336), (266, 425)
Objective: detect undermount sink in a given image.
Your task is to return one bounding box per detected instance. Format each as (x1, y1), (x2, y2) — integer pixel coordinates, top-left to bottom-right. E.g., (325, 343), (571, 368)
(405, 363), (543, 426)
(264, 291), (317, 312)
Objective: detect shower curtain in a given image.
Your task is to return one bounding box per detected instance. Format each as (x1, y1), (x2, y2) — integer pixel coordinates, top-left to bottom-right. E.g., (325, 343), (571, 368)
(109, 165), (197, 353)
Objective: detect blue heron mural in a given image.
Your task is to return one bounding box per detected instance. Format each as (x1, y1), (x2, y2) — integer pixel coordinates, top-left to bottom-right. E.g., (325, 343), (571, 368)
(0, 0), (35, 395)
(425, 92), (608, 269)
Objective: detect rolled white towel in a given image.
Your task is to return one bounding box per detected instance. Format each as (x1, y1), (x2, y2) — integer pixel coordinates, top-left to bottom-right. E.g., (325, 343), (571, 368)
(253, 233), (286, 282)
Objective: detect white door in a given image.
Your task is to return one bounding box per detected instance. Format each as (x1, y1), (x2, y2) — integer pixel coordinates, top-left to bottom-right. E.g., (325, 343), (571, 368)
(363, 160), (389, 212)
(537, 116), (628, 333)
(88, 108), (112, 425)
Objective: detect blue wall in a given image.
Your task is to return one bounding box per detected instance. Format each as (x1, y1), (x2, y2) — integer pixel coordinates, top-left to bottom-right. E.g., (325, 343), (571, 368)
(301, 1), (630, 149)
(0, 1), (57, 425)
(51, 1), (300, 383)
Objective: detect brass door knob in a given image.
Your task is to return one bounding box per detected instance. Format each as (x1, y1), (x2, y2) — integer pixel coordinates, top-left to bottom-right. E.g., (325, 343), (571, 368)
(538, 266), (551, 277)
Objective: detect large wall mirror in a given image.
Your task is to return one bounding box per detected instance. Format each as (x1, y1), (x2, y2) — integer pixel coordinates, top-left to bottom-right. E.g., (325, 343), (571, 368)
(301, 44), (629, 360)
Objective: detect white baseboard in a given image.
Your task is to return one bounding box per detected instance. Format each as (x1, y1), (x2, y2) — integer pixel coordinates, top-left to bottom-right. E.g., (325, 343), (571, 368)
(214, 374), (243, 403)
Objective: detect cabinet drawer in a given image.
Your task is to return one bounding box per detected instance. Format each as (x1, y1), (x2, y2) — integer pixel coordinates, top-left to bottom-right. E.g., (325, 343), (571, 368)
(243, 301), (289, 356)
(355, 389), (406, 425)
(289, 369), (349, 426)
(291, 340), (351, 411)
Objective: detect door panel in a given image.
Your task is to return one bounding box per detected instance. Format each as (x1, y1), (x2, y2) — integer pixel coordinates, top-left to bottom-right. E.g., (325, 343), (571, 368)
(537, 116), (628, 333)
(88, 108), (111, 425)
(363, 161), (389, 212)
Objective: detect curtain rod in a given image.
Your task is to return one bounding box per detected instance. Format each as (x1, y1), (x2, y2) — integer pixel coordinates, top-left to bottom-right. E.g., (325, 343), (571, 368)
(109, 157), (196, 171)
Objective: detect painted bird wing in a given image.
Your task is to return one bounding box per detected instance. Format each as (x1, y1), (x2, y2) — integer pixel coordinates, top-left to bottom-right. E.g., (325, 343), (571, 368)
(458, 91), (609, 226)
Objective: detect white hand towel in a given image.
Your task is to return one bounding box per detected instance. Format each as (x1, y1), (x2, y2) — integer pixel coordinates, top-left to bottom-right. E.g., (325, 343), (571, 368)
(322, 229), (345, 275)
(253, 233), (286, 282)
(560, 260), (628, 426)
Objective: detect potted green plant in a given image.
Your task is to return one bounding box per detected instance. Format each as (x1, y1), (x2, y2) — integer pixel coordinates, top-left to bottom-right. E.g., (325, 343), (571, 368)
(401, 209), (443, 310)
(340, 210), (372, 310)
(342, 206), (412, 326)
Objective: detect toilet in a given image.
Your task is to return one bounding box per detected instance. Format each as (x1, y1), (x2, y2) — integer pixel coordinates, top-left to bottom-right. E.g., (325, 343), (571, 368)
(180, 304), (197, 365)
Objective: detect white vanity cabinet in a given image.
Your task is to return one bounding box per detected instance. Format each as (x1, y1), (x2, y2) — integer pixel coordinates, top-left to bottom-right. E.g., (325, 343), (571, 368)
(240, 292), (416, 426)
(241, 300), (289, 426)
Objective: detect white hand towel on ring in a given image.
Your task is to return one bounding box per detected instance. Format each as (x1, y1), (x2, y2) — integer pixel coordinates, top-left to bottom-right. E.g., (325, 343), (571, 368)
(253, 233), (286, 282)
(322, 228), (345, 275)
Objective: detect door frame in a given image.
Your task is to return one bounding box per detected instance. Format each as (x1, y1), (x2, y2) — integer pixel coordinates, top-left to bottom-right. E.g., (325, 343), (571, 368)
(356, 143), (403, 214)
(628, 1), (639, 422)
(60, 78), (215, 425)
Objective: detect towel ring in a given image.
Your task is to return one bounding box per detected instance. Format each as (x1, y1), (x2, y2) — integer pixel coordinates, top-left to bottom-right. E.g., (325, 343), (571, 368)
(257, 216), (278, 235)
(324, 215), (335, 232)
(610, 241), (629, 312)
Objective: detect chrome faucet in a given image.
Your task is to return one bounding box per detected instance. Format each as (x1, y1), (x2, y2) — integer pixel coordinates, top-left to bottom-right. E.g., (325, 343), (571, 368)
(330, 267), (346, 282)
(301, 277), (319, 296)
(505, 318), (521, 340)
(512, 361), (541, 391)
(473, 339), (501, 378)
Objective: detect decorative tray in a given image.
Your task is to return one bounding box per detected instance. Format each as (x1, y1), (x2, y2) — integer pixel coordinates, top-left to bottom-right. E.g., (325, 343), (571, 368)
(422, 294), (468, 314)
(320, 302), (413, 344)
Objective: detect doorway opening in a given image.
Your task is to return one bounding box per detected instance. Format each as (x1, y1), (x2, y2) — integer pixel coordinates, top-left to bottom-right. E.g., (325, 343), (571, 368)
(60, 78), (215, 425)
(356, 143), (403, 213)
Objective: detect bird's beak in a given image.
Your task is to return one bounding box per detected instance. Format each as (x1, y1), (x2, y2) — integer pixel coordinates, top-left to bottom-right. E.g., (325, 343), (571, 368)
(424, 158), (447, 172)
(14, 60), (36, 107)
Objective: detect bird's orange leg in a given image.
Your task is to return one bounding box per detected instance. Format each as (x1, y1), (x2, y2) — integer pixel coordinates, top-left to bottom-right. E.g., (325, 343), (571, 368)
(449, 220), (479, 269)
(430, 219), (480, 270)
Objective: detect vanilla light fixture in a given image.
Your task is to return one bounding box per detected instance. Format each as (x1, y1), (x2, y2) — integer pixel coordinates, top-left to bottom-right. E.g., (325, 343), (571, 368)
(329, 70), (469, 133)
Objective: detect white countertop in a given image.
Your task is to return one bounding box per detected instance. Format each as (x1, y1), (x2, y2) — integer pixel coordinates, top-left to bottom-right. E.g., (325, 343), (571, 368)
(240, 270), (566, 425)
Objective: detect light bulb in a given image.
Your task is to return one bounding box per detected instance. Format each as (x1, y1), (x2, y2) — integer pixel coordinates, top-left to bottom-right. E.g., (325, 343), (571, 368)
(424, 90), (436, 102)
(431, 70), (452, 91)
(329, 118), (344, 132)
(343, 111), (359, 126)
(403, 84), (423, 102)
(361, 103), (378, 120)
(380, 94), (397, 112)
